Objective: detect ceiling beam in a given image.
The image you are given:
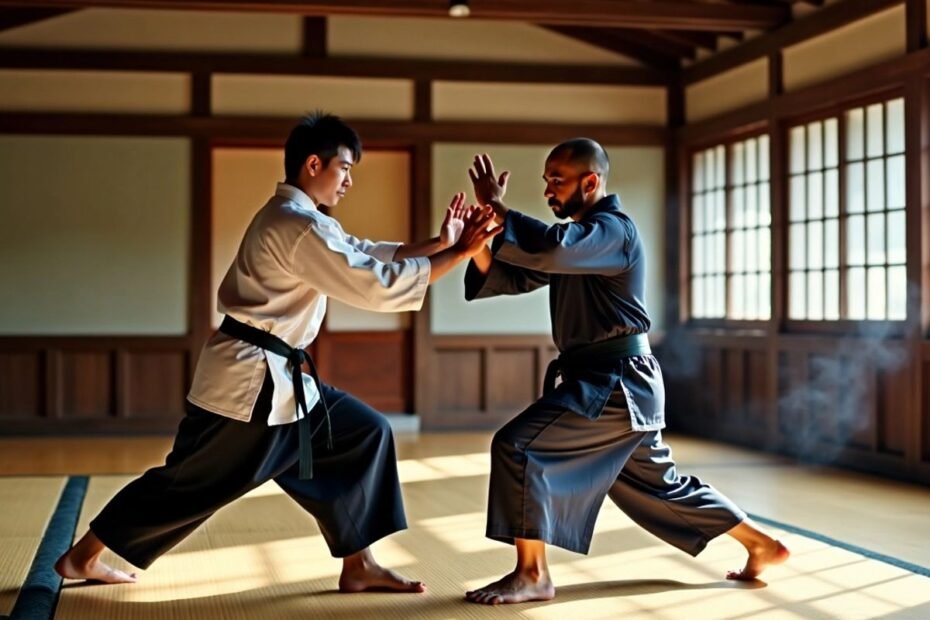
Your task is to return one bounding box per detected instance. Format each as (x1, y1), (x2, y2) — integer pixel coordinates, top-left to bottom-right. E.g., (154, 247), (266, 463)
(0, 47), (670, 85)
(0, 7), (74, 33)
(0, 0), (791, 31)
(652, 30), (718, 52)
(684, 0), (903, 84)
(613, 28), (697, 60)
(545, 26), (682, 74)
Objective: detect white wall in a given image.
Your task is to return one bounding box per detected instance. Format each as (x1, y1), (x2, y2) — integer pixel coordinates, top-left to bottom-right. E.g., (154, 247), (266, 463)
(0, 136), (190, 335)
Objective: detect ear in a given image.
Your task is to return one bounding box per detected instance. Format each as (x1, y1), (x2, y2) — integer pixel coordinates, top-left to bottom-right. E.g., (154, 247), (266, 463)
(582, 172), (600, 194)
(305, 154), (322, 177)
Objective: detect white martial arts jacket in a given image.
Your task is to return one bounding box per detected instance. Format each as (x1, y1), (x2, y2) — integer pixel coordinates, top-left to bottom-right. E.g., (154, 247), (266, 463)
(187, 183), (430, 425)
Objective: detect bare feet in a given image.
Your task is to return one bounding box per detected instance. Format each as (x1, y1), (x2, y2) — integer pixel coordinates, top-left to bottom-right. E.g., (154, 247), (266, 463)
(465, 570), (555, 605)
(726, 539), (791, 581)
(54, 531), (137, 585)
(54, 552), (137, 584)
(338, 549), (425, 593)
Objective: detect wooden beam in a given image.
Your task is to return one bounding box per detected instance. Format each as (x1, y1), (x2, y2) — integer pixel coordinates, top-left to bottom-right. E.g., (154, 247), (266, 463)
(613, 28), (697, 60)
(683, 0), (903, 85)
(0, 7), (74, 33)
(545, 26), (681, 73)
(652, 29), (718, 52)
(302, 15), (326, 57)
(906, 0), (927, 52)
(0, 114), (668, 145)
(0, 0), (791, 31)
(0, 48), (668, 85)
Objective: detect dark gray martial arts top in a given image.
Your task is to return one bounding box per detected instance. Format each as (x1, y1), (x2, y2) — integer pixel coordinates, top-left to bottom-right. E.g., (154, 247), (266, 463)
(464, 194), (665, 431)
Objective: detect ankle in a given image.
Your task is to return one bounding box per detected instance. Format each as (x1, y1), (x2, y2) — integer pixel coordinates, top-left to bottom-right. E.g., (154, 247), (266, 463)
(515, 563), (549, 581)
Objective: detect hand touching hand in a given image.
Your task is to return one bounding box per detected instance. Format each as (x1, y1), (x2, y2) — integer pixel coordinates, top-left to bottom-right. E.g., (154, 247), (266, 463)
(468, 154), (510, 206)
(439, 192), (467, 248)
(455, 204), (503, 258)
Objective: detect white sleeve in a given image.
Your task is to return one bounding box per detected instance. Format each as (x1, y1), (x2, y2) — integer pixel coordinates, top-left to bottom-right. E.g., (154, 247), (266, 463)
(343, 233), (401, 263)
(291, 222), (429, 312)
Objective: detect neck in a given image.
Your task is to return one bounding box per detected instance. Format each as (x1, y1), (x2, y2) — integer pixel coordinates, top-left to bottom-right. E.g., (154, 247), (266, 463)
(571, 191), (608, 222)
(287, 178), (319, 205)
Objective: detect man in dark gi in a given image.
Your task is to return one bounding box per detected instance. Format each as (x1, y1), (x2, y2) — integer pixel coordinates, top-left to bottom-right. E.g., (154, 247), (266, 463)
(463, 139), (790, 605)
(54, 113), (502, 593)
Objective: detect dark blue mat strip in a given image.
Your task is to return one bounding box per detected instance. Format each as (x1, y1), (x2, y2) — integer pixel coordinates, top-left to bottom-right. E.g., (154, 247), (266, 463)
(10, 476), (89, 620)
(748, 512), (930, 578)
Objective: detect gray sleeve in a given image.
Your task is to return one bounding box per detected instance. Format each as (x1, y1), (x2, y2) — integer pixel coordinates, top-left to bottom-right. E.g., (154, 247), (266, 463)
(463, 256), (550, 301)
(494, 209), (632, 275)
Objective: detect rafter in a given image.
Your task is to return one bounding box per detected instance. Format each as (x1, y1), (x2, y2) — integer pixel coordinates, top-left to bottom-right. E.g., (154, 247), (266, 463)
(0, 0), (791, 31)
(0, 7), (74, 33)
(545, 26), (682, 73)
(651, 30), (718, 52)
(0, 47), (670, 85)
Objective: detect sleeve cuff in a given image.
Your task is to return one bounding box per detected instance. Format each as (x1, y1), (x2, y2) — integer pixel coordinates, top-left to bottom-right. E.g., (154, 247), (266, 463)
(370, 241), (403, 263)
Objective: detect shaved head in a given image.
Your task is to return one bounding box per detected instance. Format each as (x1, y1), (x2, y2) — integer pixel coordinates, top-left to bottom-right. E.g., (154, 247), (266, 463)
(547, 138), (610, 181)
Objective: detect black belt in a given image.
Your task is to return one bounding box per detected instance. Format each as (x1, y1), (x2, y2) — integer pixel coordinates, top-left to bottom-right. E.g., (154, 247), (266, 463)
(543, 333), (651, 394)
(219, 315), (332, 479)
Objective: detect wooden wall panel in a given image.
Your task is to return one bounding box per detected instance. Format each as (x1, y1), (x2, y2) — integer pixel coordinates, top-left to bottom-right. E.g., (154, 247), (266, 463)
(487, 349), (537, 412)
(877, 362), (908, 455)
(123, 351), (187, 419)
(315, 331), (410, 413)
(808, 354), (839, 446)
(60, 352), (112, 418)
(435, 349), (483, 412)
(923, 360), (930, 464)
(722, 349), (746, 424)
(0, 353), (40, 417)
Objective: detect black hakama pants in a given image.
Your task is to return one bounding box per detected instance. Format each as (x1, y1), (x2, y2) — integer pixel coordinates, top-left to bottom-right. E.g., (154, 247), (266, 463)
(90, 372), (406, 569)
(487, 389), (745, 555)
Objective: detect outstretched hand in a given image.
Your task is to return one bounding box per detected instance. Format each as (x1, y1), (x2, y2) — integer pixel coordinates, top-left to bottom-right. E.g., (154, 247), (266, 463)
(468, 154), (510, 207)
(455, 204), (503, 258)
(440, 192), (467, 248)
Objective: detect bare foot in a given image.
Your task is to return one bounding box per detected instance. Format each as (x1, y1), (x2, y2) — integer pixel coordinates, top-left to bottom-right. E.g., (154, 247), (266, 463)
(338, 562), (425, 593)
(54, 552), (137, 584)
(465, 570), (555, 605)
(727, 539), (790, 581)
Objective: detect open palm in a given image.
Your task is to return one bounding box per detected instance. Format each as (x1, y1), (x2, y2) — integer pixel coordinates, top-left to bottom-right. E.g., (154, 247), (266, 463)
(440, 192), (467, 247)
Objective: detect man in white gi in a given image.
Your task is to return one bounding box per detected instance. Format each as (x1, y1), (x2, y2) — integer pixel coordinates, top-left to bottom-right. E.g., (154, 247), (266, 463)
(55, 112), (501, 593)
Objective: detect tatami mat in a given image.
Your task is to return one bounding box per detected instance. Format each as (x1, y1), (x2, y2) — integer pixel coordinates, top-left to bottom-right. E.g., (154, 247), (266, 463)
(30, 457), (927, 620)
(0, 477), (66, 616)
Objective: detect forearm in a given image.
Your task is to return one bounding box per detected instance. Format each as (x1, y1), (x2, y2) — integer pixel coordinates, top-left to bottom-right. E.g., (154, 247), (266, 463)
(469, 245), (493, 276)
(428, 246), (469, 284)
(394, 236), (448, 260)
(486, 199), (509, 225)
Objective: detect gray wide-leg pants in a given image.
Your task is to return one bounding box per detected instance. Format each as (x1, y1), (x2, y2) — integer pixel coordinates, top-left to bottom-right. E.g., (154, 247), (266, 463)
(487, 390), (745, 555)
(91, 371), (406, 569)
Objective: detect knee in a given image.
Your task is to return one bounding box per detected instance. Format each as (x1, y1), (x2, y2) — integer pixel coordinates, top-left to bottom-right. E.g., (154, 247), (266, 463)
(368, 413), (393, 442)
(491, 423), (524, 461)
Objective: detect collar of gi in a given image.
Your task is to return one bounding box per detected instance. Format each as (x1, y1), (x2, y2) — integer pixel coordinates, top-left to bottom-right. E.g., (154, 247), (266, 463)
(584, 193), (622, 218)
(275, 182), (317, 213)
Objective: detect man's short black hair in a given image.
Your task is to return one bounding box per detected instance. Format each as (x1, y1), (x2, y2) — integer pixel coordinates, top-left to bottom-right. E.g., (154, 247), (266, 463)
(548, 138), (610, 180)
(284, 112), (362, 181)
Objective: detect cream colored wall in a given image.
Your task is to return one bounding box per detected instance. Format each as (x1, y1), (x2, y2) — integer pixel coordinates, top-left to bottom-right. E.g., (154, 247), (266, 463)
(0, 8), (302, 53)
(211, 148), (411, 331)
(327, 16), (639, 65)
(433, 82), (666, 125)
(0, 136), (189, 335)
(784, 6), (905, 91)
(685, 58), (768, 123)
(327, 151), (412, 331)
(211, 148), (281, 329)
(211, 75), (413, 119)
(0, 69), (189, 114)
(431, 143), (665, 335)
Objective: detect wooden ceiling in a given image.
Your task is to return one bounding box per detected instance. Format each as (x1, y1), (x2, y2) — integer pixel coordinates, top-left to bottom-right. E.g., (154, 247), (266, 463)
(0, 0), (889, 73)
